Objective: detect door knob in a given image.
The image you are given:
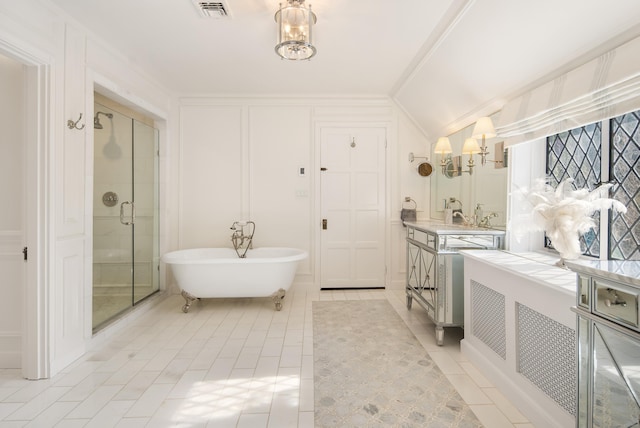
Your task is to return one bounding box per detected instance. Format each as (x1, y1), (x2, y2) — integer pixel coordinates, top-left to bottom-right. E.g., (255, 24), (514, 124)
(322, 219), (327, 230)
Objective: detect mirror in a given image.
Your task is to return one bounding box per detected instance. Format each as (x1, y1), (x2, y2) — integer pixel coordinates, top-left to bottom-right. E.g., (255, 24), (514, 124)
(429, 119), (508, 228)
(417, 161), (433, 177)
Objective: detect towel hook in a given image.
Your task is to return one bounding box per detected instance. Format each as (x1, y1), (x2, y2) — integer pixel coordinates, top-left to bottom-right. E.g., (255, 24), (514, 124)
(67, 113), (85, 130)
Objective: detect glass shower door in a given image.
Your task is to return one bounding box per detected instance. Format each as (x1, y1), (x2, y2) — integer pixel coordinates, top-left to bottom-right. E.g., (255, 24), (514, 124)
(132, 120), (160, 304)
(93, 101), (159, 331)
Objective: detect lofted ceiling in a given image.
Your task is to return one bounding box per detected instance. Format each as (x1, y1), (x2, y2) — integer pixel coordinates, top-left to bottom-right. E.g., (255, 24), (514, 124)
(48, 0), (640, 140)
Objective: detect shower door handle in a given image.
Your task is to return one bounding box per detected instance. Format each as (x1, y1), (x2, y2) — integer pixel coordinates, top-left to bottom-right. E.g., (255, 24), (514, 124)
(120, 201), (135, 225)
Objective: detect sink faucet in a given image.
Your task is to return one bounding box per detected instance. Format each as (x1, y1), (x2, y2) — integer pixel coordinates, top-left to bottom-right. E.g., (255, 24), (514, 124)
(453, 211), (474, 226)
(478, 213), (498, 228)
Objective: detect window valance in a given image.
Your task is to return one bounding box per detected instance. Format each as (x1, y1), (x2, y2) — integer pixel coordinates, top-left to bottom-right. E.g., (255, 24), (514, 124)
(496, 35), (640, 147)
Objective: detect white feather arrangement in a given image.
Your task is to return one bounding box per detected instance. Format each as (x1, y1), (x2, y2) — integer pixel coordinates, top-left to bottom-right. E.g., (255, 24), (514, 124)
(515, 177), (627, 263)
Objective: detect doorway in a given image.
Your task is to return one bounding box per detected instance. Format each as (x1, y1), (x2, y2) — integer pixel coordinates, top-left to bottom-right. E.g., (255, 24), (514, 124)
(92, 96), (160, 331)
(319, 126), (387, 289)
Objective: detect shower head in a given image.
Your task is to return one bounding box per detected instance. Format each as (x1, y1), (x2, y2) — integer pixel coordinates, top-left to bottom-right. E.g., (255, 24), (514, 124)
(94, 111), (113, 129)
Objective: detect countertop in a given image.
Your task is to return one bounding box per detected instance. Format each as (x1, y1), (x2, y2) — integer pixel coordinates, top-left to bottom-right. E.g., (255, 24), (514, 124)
(565, 259), (640, 288)
(403, 220), (506, 236)
(460, 250), (577, 295)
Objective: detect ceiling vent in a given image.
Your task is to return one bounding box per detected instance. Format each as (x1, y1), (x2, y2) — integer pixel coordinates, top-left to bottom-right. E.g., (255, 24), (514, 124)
(192, 1), (231, 18)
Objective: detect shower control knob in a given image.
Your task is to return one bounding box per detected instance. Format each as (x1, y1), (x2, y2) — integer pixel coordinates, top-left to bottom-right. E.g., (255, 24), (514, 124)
(102, 191), (119, 207)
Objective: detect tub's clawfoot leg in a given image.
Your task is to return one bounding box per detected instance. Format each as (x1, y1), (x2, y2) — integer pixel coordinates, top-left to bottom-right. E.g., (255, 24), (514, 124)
(271, 288), (286, 311)
(181, 290), (197, 313)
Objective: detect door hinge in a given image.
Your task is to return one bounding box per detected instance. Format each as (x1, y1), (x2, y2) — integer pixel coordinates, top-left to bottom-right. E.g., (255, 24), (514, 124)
(22, 246), (28, 261)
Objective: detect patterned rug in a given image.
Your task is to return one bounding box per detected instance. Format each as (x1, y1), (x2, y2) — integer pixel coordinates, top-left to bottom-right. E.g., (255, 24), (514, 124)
(313, 300), (483, 427)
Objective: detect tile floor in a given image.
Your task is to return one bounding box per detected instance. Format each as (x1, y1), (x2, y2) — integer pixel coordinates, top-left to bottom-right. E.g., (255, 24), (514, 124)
(0, 286), (535, 427)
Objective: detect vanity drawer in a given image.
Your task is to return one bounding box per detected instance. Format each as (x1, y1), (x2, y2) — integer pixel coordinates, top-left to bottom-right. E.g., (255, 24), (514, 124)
(407, 228), (436, 250)
(593, 279), (640, 331)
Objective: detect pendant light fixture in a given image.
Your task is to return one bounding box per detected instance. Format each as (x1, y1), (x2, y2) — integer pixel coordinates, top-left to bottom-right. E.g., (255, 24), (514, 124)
(274, 0), (317, 60)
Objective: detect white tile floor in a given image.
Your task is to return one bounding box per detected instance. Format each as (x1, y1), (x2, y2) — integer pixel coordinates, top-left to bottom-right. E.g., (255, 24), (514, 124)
(0, 286), (535, 427)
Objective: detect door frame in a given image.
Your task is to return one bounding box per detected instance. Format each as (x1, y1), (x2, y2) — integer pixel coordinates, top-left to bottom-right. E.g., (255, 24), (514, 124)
(0, 38), (53, 379)
(313, 121), (392, 289)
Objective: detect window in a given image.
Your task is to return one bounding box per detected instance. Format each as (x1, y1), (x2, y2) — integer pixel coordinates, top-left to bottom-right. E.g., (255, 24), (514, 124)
(610, 111), (640, 260)
(545, 110), (640, 261)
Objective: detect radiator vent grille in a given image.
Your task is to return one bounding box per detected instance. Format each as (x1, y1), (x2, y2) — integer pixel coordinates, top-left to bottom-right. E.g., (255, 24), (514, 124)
(517, 303), (577, 415)
(470, 280), (506, 359)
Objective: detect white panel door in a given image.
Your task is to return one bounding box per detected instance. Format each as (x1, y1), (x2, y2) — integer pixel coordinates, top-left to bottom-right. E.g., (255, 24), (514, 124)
(320, 127), (386, 288)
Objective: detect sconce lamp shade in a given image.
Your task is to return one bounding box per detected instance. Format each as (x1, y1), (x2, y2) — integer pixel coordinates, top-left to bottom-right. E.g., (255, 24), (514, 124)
(462, 138), (481, 154)
(275, 0), (317, 60)
(434, 137), (452, 154)
(472, 117), (497, 139)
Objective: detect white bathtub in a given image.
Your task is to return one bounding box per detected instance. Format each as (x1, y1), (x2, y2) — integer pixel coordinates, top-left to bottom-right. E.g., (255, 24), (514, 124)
(162, 247), (307, 312)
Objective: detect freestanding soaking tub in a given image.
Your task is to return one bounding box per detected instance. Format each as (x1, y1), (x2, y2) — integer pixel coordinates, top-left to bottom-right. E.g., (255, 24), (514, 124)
(162, 247), (307, 312)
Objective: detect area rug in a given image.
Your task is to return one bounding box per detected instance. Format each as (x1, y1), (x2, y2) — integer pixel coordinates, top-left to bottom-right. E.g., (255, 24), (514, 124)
(313, 300), (483, 427)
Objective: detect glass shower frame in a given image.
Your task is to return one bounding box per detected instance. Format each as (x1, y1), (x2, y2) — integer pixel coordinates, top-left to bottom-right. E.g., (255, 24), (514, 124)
(92, 101), (160, 331)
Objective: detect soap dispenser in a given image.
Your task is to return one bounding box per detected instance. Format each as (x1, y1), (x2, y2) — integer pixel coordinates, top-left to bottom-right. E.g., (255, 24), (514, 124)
(474, 203), (483, 226)
(444, 199), (453, 224)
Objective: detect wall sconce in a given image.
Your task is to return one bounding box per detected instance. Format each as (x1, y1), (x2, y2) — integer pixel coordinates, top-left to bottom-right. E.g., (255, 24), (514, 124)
(460, 138), (481, 175)
(433, 136), (480, 177)
(471, 116), (497, 166)
(433, 137), (453, 175)
(434, 117), (506, 178)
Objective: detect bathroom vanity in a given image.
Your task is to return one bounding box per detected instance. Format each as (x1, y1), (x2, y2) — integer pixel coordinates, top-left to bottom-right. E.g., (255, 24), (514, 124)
(567, 260), (640, 428)
(404, 221), (504, 345)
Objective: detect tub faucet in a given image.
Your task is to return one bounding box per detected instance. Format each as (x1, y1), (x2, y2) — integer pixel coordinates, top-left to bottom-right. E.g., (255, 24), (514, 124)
(230, 221), (255, 258)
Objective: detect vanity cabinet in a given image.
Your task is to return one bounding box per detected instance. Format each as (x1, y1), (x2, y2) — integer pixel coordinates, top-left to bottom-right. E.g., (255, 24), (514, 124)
(567, 260), (640, 428)
(404, 222), (504, 345)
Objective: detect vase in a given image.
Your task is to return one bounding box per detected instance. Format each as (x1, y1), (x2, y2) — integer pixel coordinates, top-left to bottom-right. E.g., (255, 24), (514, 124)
(555, 257), (569, 269)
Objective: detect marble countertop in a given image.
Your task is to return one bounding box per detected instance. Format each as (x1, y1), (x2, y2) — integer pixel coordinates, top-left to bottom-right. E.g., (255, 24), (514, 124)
(460, 250), (577, 295)
(564, 259), (640, 288)
(403, 220), (506, 236)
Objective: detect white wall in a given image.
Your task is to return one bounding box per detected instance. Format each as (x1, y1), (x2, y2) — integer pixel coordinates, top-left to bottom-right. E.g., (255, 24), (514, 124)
(506, 139), (547, 252)
(172, 99), (429, 291)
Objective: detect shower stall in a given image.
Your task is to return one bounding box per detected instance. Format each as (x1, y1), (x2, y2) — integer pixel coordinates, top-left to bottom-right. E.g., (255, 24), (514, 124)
(92, 99), (160, 331)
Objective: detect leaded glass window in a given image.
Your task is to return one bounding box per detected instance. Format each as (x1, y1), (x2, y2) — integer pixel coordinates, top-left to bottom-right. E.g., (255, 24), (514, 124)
(544, 110), (640, 261)
(610, 111), (640, 260)
(546, 123), (602, 257)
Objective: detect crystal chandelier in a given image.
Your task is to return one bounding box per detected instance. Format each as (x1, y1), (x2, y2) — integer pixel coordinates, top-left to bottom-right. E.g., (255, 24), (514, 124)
(274, 0), (317, 60)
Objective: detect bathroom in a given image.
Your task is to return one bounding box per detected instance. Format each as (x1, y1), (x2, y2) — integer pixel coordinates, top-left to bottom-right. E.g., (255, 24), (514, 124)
(0, 1), (639, 426)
